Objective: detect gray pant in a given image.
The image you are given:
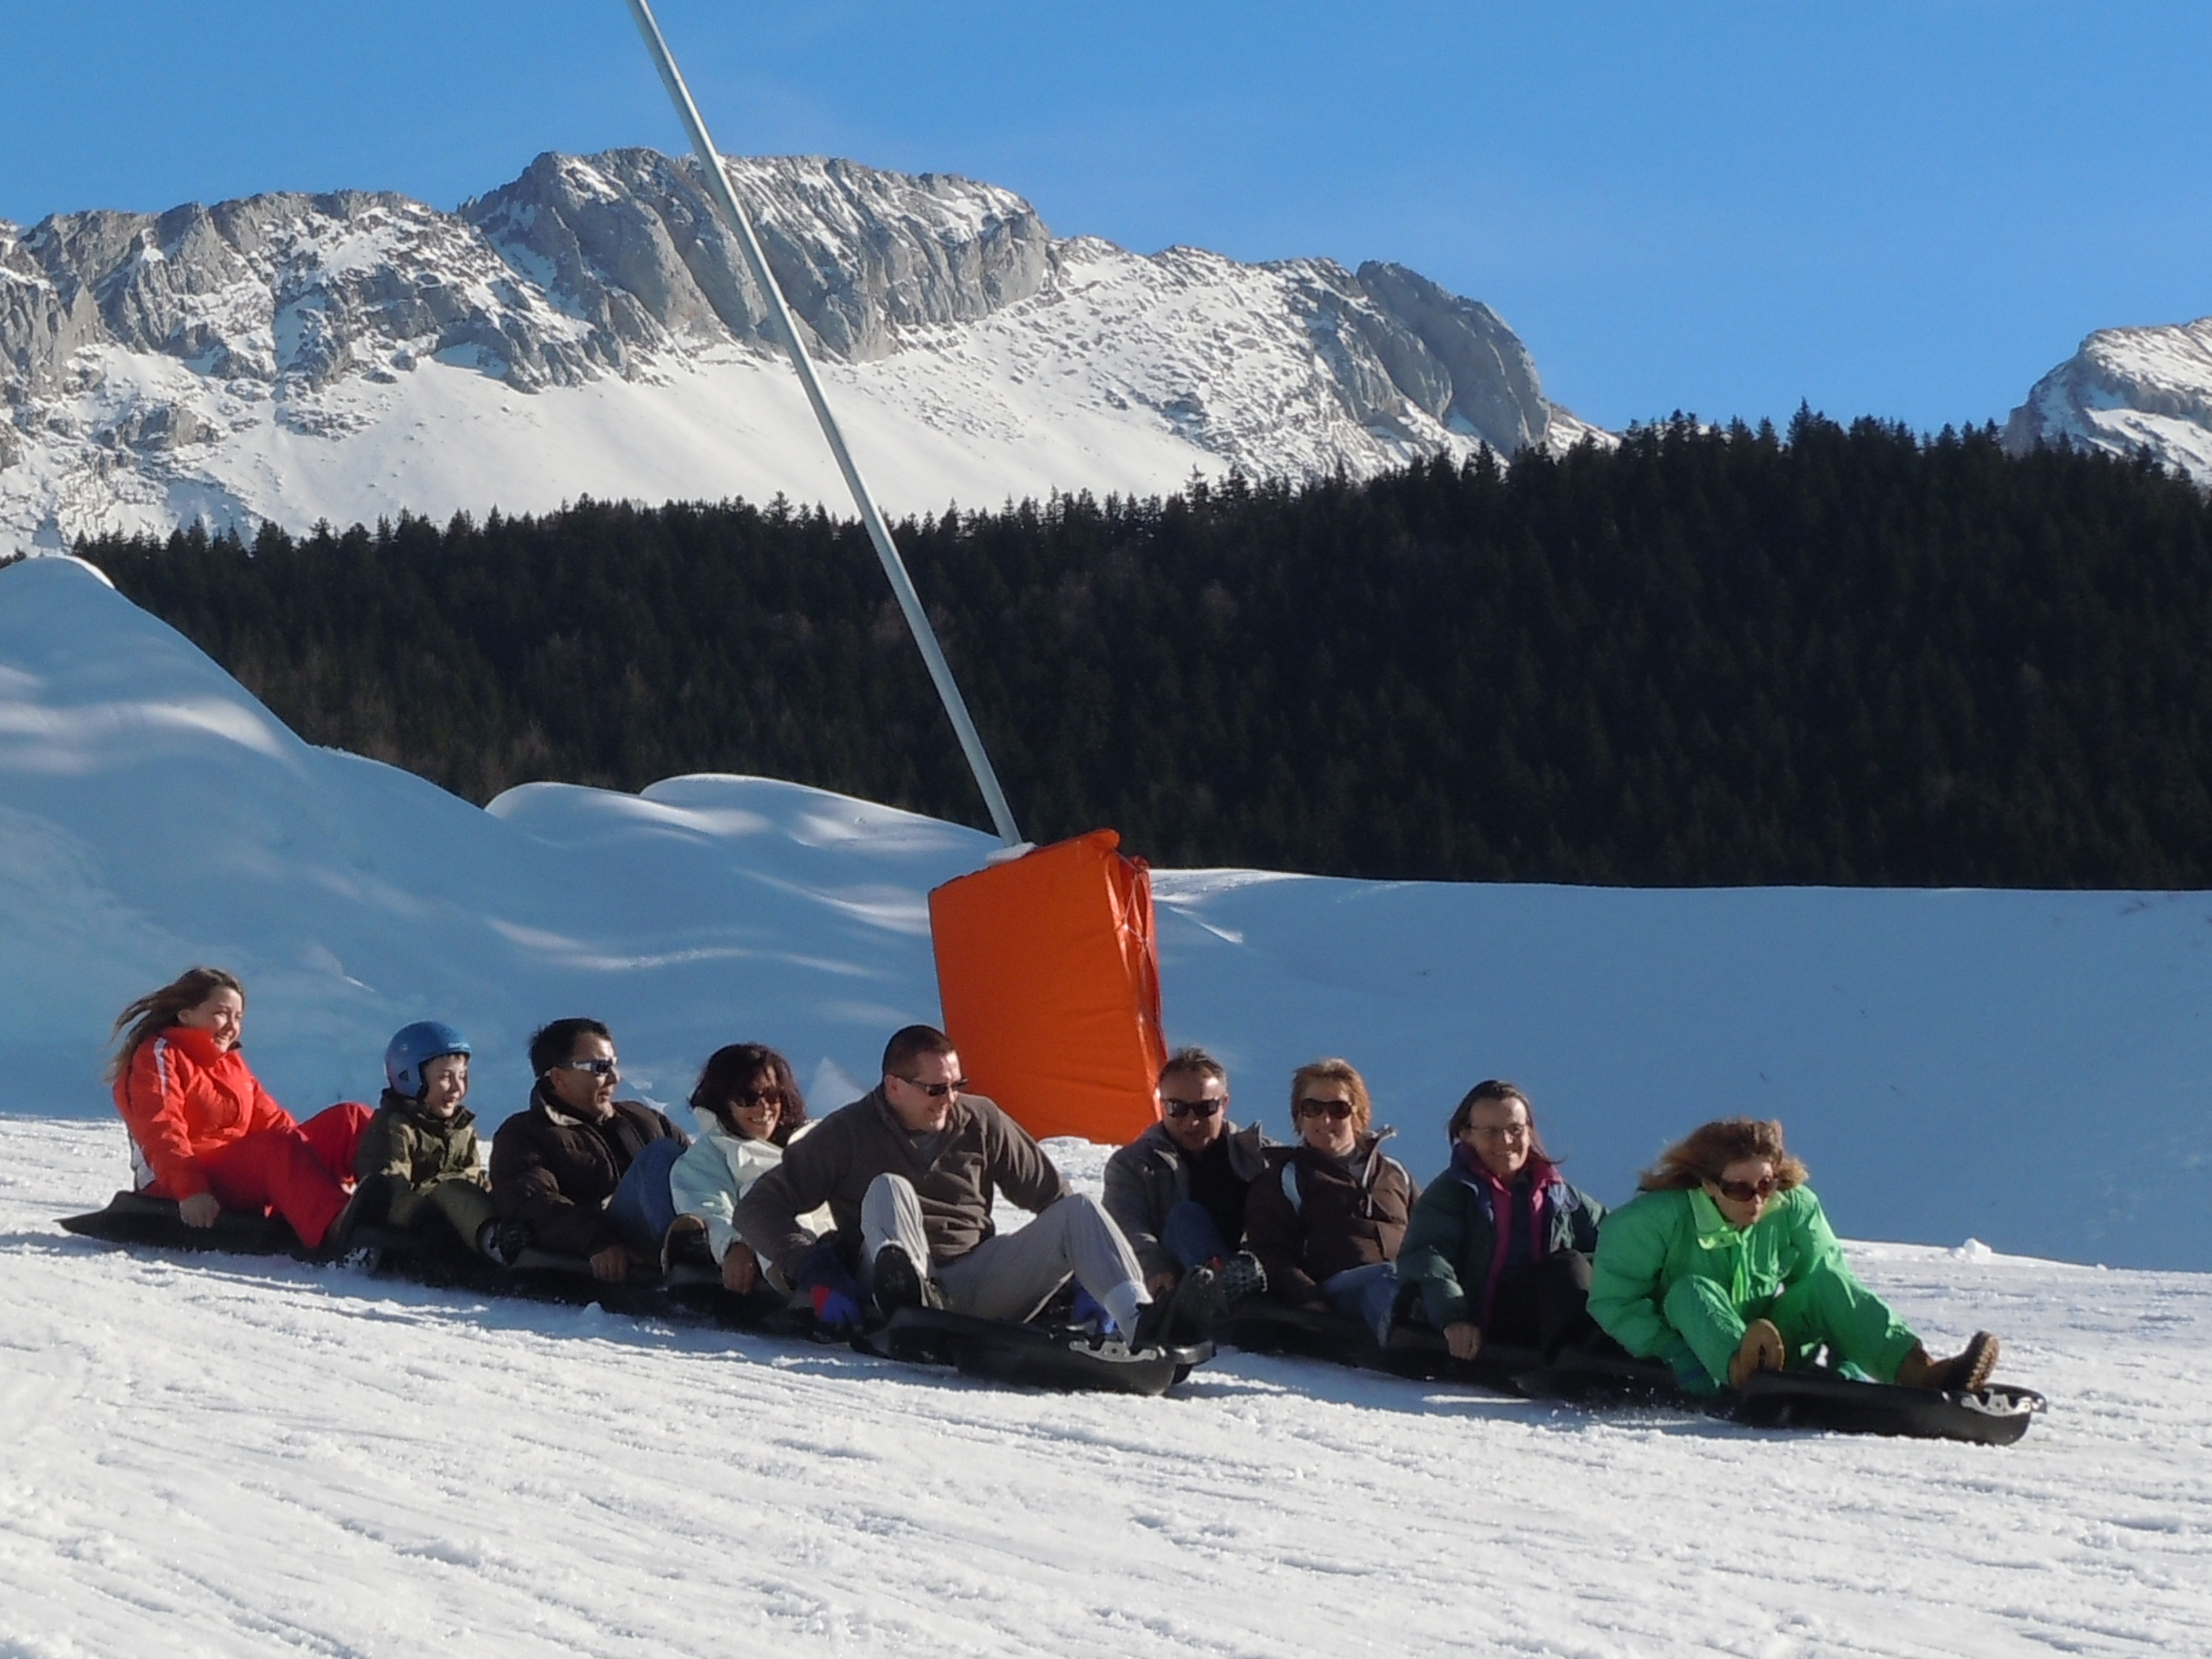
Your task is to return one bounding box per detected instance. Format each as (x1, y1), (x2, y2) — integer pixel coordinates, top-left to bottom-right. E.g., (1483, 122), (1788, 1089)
(861, 1174), (1149, 1332)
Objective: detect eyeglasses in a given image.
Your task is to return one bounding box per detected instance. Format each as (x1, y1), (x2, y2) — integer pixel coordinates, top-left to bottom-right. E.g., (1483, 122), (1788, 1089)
(1162, 1098), (1223, 1120)
(730, 1088), (785, 1111)
(1713, 1176), (1780, 1204)
(1471, 1122), (1530, 1141)
(897, 1075), (969, 1099)
(557, 1057), (619, 1077)
(1297, 1098), (1355, 1122)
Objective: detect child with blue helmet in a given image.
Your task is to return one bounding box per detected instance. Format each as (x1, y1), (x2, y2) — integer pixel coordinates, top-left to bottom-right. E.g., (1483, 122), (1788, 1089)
(354, 1020), (503, 1258)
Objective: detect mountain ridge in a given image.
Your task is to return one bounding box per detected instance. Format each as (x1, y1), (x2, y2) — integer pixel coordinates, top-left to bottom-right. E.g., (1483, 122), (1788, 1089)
(0, 148), (1603, 548)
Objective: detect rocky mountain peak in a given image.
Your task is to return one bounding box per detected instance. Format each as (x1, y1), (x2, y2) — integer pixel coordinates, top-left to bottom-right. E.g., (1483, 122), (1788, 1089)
(1, 148), (1603, 548)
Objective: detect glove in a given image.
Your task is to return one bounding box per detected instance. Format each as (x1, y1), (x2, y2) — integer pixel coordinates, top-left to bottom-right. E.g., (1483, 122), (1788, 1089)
(811, 1284), (864, 1330)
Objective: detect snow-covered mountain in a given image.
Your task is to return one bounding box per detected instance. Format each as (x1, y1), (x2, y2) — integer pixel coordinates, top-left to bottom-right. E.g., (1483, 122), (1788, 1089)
(2003, 314), (2212, 485)
(0, 150), (1604, 548)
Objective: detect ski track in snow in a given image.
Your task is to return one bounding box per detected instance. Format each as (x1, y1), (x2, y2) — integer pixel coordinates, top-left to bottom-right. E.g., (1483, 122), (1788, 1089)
(3, 1119), (2207, 1659)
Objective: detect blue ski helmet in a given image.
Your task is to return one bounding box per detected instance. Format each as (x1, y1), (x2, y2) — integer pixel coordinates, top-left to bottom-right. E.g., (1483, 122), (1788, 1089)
(385, 1020), (473, 1098)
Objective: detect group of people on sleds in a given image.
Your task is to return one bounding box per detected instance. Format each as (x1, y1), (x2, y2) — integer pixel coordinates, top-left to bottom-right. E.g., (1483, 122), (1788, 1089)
(104, 964), (2005, 1400)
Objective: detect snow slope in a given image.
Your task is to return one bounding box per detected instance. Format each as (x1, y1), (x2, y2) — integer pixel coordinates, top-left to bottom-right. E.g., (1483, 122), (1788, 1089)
(3, 1116), (2207, 1659)
(3, 554), (2210, 1271)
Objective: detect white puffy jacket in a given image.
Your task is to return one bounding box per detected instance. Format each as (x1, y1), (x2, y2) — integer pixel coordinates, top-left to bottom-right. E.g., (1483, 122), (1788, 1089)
(668, 1116), (827, 1261)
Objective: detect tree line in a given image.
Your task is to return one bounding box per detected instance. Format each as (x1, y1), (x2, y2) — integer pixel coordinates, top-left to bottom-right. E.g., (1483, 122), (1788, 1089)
(65, 412), (2212, 886)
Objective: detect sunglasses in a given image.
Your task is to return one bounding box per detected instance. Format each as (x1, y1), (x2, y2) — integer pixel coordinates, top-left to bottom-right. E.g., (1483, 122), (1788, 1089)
(1297, 1098), (1356, 1122)
(556, 1057), (619, 1078)
(1713, 1176), (1780, 1203)
(1162, 1098), (1223, 1120)
(729, 1088), (786, 1111)
(897, 1075), (969, 1099)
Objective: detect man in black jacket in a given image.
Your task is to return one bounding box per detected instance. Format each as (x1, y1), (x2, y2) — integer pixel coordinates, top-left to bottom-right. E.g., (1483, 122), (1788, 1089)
(489, 1017), (686, 1282)
(1102, 1046), (1269, 1299)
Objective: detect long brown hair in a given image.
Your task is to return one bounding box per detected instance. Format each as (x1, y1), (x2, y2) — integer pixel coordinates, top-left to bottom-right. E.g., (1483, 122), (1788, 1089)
(1639, 1117), (1809, 1193)
(690, 1042), (807, 1145)
(107, 967), (244, 1082)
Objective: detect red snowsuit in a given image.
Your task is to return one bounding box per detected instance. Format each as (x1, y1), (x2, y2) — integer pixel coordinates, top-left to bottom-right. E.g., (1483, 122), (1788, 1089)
(112, 1024), (368, 1248)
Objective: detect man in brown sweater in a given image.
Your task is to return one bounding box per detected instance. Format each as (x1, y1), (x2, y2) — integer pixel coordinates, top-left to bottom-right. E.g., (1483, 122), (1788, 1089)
(738, 1024), (1181, 1343)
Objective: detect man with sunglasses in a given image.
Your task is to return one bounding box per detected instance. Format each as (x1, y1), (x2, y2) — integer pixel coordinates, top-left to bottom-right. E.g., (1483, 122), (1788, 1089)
(489, 1017), (687, 1283)
(1103, 1048), (1270, 1307)
(737, 1023), (1194, 1348)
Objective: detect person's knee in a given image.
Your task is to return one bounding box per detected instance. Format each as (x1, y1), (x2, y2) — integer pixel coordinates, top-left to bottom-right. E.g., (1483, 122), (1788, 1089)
(1662, 1273), (1729, 1326)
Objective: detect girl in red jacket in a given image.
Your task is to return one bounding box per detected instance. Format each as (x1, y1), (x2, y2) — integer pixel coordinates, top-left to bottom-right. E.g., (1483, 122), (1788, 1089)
(107, 966), (369, 1248)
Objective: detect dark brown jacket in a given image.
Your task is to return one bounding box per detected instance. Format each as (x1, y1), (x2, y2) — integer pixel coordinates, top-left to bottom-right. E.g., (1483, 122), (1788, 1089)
(488, 1087), (684, 1256)
(735, 1086), (1067, 1283)
(1244, 1131), (1418, 1304)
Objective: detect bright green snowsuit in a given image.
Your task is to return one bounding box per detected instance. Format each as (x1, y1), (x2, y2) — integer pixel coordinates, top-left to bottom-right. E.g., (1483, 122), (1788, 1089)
(1586, 1184), (1920, 1392)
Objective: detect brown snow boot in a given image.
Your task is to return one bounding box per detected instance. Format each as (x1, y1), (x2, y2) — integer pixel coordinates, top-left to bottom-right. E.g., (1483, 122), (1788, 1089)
(1895, 1331), (2000, 1393)
(1727, 1317), (1787, 1388)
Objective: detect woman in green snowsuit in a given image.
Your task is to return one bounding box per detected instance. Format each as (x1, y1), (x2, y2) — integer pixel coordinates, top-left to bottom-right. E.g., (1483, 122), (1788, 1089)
(1587, 1117), (1999, 1394)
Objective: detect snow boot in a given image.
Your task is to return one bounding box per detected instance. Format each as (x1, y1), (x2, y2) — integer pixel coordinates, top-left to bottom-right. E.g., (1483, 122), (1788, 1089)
(1130, 1266), (1218, 1351)
(1213, 1249), (1267, 1311)
(476, 1218), (531, 1266)
(1728, 1317), (1788, 1388)
(1895, 1331), (2000, 1393)
(871, 1244), (935, 1319)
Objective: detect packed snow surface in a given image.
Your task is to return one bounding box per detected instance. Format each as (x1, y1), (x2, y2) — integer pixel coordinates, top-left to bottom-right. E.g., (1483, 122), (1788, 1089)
(3, 1118), (2208, 1658)
(4, 555), (2209, 1275)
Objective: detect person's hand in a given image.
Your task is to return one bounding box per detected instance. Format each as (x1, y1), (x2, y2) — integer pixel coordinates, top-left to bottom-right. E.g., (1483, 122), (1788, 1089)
(178, 1192), (222, 1229)
(721, 1241), (760, 1295)
(1444, 1322), (1483, 1362)
(1145, 1267), (1181, 1298)
(589, 1242), (632, 1283)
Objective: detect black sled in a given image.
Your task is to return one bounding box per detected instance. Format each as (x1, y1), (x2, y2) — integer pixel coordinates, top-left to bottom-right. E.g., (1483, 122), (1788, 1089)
(857, 1304), (1210, 1396)
(1210, 1300), (1542, 1392)
(1213, 1296), (2044, 1445)
(57, 1191), (811, 1330)
(1513, 1346), (2047, 1446)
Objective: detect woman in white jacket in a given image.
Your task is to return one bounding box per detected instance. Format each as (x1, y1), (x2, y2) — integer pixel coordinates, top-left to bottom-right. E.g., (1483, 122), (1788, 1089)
(670, 1043), (819, 1293)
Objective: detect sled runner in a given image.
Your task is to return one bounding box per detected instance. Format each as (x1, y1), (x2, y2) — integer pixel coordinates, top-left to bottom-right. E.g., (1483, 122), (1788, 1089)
(857, 1305), (1210, 1396)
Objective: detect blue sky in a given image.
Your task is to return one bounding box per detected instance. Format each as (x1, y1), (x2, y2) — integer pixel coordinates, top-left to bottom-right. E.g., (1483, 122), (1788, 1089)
(3, 1), (2207, 434)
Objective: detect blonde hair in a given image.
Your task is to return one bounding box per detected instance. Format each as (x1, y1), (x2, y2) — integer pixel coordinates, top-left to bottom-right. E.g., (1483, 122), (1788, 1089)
(108, 967), (244, 1082)
(1289, 1057), (1372, 1134)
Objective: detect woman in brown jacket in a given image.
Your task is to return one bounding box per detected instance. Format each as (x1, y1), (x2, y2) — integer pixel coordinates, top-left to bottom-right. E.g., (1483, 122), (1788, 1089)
(1243, 1058), (1418, 1342)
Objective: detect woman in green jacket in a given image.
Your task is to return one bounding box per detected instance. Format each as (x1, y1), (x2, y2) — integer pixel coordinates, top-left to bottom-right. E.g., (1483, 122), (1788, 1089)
(1587, 1118), (1999, 1394)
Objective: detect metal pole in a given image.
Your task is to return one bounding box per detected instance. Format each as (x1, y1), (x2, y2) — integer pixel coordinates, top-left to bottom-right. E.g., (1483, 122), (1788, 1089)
(622, 0), (1025, 848)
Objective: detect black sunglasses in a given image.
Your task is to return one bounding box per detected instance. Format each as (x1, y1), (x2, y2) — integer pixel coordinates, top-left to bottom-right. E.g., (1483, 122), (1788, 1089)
(1297, 1098), (1355, 1122)
(1162, 1098), (1223, 1120)
(729, 1087), (786, 1111)
(556, 1057), (619, 1078)
(897, 1074), (969, 1099)
(1714, 1176), (1780, 1203)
